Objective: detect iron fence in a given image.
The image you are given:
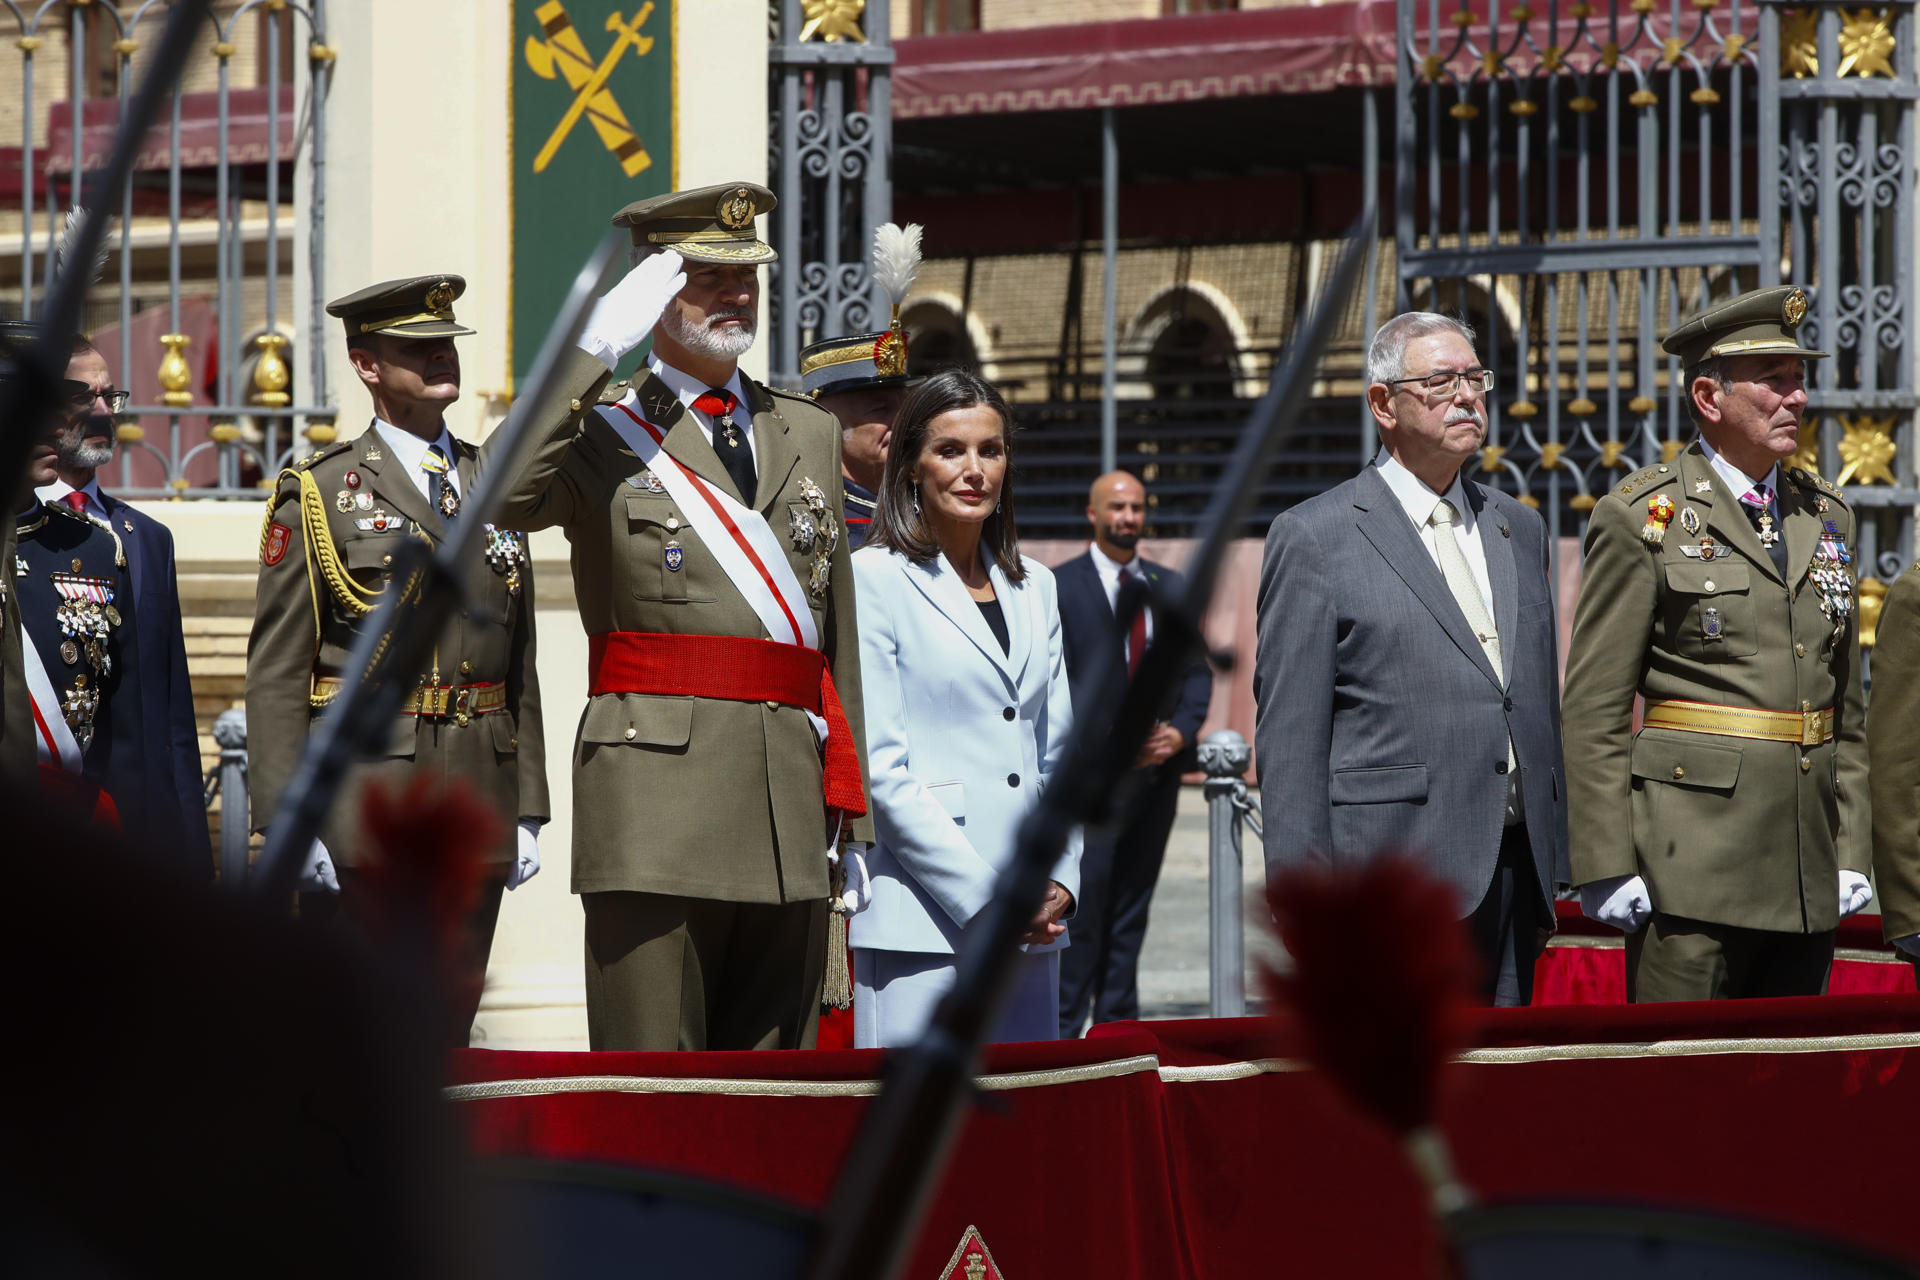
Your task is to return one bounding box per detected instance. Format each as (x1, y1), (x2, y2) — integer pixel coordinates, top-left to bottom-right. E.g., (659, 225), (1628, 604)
(768, 0), (893, 386)
(1, 0), (332, 498)
(1394, 0), (1917, 641)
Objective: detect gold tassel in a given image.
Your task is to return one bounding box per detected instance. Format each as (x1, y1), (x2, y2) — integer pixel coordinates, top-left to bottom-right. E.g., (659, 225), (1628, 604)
(822, 857), (853, 1011)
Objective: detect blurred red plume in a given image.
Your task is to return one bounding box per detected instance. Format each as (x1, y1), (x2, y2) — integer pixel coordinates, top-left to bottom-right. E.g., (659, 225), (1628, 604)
(355, 775), (501, 1019)
(1262, 857), (1478, 1136)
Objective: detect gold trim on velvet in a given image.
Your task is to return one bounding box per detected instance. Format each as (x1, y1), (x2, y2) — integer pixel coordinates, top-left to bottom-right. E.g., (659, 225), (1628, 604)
(443, 1054), (1164, 1102)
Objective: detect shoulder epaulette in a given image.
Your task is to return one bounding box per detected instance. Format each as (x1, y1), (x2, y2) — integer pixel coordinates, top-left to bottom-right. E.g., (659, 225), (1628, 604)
(596, 379), (631, 406)
(1788, 466), (1847, 502)
(295, 440), (352, 472)
(1613, 463), (1676, 499)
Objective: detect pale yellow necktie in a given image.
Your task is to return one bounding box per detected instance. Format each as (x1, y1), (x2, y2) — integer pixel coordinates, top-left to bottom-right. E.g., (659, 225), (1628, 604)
(1432, 498), (1522, 819)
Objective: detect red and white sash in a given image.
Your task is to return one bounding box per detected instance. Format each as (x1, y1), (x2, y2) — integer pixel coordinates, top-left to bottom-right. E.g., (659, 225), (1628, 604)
(21, 628), (82, 773)
(599, 397), (820, 652)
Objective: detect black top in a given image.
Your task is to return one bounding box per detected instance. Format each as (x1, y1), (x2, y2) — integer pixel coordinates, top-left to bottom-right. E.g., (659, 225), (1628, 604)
(976, 597), (1009, 654)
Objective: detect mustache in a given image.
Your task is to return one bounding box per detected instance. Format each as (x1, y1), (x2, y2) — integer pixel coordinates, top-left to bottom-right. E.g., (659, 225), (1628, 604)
(707, 307), (755, 327)
(1446, 407), (1485, 427)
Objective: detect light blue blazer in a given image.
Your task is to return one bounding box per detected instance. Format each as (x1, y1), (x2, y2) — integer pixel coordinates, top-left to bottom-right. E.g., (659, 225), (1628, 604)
(850, 545), (1082, 956)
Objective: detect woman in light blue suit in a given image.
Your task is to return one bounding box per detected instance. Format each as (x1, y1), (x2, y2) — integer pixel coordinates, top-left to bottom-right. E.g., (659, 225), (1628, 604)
(850, 369), (1079, 1049)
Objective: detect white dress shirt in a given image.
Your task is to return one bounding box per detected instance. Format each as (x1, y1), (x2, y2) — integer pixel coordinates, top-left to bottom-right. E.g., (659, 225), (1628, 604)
(35, 474), (105, 519)
(1700, 437), (1780, 510)
(1374, 448), (1496, 617)
(1090, 543), (1153, 647)
(648, 353), (758, 472)
(371, 419), (461, 503)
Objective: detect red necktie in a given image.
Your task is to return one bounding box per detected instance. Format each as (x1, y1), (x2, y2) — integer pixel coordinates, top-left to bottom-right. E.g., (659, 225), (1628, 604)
(61, 492), (88, 516)
(691, 388), (739, 419)
(1127, 603), (1147, 678)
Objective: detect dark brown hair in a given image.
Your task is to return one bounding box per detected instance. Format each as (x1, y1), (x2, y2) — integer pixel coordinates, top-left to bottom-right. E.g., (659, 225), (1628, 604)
(867, 368), (1025, 582)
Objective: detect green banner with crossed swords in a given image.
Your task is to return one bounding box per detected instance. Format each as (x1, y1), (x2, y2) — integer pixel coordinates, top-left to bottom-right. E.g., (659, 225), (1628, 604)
(511, 0), (673, 389)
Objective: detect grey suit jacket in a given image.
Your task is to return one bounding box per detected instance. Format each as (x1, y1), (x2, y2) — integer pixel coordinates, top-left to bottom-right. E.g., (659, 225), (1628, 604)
(1253, 464), (1570, 918)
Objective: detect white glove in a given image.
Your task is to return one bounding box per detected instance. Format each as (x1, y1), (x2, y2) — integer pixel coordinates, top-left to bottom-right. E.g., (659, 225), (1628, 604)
(299, 839), (340, 894)
(507, 820), (541, 890)
(837, 842), (872, 916)
(577, 249), (687, 369)
(1894, 933), (1920, 958)
(1580, 873), (1652, 933)
(1839, 870), (1873, 919)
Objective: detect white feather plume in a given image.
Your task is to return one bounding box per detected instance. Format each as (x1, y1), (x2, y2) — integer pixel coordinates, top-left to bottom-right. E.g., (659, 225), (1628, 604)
(870, 221), (923, 313)
(55, 207), (113, 288)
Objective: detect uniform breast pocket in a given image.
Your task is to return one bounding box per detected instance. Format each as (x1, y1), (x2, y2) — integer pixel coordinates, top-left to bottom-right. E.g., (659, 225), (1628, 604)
(624, 496), (705, 603)
(342, 536), (400, 590)
(1664, 561), (1758, 660)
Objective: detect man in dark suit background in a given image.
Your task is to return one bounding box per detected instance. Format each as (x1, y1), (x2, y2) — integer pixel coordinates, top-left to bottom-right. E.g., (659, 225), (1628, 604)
(37, 334), (209, 875)
(1056, 470), (1213, 1036)
(1254, 312), (1569, 1006)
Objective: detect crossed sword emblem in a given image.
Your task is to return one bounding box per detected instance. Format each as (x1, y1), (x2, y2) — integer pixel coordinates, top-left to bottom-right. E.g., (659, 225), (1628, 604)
(525, 1), (656, 177)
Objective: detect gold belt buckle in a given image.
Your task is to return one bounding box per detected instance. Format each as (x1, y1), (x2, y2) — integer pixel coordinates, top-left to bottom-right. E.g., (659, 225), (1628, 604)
(1802, 709), (1823, 747)
(455, 687), (473, 728)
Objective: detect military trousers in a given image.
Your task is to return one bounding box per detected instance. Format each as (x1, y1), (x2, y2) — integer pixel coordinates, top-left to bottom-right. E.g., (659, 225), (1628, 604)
(1626, 912), (1835, 1002)
(582, 891), (827, 1051)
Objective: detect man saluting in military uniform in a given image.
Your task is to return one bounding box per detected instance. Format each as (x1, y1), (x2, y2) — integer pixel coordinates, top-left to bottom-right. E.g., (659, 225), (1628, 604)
(245, 276), (548, 1040)
(495, 182), (871, 1052)
(1562, 286), (1871, 1001)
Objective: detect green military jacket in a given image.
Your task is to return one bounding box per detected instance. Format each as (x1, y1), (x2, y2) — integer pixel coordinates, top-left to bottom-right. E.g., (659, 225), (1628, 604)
(1869, 565), (1920, 941)
(1562, 440), (1868, 934)
(492, 349), (872, 905)
(245, 426), (547, 868)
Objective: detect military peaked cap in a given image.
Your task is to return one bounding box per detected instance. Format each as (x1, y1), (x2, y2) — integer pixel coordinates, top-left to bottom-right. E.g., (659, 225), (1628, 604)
(612, 181), (776, 266)
(1661, 285), (1829, 367)
(326, 275), (476, 340)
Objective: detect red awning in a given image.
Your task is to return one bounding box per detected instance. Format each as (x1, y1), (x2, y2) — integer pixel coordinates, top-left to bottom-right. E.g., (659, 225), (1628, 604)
(893, 3), (1398, 119)
(44, 84), (296, 174)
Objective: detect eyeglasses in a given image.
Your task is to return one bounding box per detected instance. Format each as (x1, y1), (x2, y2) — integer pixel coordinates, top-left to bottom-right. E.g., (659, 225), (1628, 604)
(63, 380), (131, 414)
(1384, 367), (1495, 398)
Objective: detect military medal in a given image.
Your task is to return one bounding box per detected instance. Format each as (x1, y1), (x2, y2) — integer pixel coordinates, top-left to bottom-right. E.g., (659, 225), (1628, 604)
(483, 524), (525, 597)
(355, 492), (374, 511)
(439, 486), (461, 519)
(1679, 507), (1700, 535)
(1702, 606), (1724, 641)
(345, 471), (361, 489)
(1641, 494), (1675, 545)
(62, 675), (99, 749)
(335, 489), (355, 514)
(664, 540), (684, 572)
(1756, 510), (1779, 547)
(794, 477), (838, 601)
(59, 639), (78, 665)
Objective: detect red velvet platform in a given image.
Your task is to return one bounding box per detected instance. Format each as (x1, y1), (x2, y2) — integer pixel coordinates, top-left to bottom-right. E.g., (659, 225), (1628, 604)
(1537, 905), (1918, 1004)
(451, 991), (1920, 1277)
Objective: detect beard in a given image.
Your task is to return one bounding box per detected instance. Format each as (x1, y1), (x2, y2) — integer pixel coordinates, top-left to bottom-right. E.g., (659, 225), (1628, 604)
(1101, 526), (1140, 551)
(662, 305), (756, 361)
(55, 415), (116, 470)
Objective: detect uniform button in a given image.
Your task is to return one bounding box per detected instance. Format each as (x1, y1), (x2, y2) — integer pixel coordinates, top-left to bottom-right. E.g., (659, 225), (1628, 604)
(1494, 761), (1508, 775)
(1003, 707), (1015, 721)
(667, 516), (681, 531)
(1703, 579), (1716, 591)
(1503, 697), (1514, 712)
(1795, 643), (1807, 657)
(1672, 765), (1686, 779)
(509, 737), (518, 748)
(382, 554), (393, 566)
(766, 699), (781, 711)
(459, 660), (473, 675)
(624, 727), (637, 741)
(1007, 773), (1020, 787)
(1801, 757), (1812, 773)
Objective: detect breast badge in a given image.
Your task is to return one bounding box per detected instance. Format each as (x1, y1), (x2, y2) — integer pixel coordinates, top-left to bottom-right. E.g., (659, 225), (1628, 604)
(664, 540), (685, 573)
(355, 511), (402, 533)
(794, 477), (839, 601)
(483, 524), (526, 597)
(48, 571), (119, 746)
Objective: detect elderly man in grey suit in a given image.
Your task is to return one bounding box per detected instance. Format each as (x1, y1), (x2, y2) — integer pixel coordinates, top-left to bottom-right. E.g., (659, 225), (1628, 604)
(1254, 312), (1570, 1005)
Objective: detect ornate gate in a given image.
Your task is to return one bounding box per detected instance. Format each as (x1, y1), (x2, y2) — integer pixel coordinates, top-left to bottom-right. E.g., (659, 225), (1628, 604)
(1394, 0), (1917, 628)
(767, 0), (894, 386)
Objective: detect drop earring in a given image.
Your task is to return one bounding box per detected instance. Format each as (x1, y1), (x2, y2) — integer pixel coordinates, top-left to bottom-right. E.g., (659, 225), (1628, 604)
(912, 490), (921, 517)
